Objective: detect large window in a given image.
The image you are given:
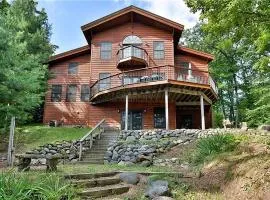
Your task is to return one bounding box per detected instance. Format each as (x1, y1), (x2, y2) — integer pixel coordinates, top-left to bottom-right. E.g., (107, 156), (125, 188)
(51, 85), (62, 102)
(81, 84), (90, 102)
(66, 84), (77, 102)
(153, 41), (164, 59)
(99, 73), (111, 91)
(68, 62), (78, 74)
(100, 42), (112, 59)
(154, 107), (166, 128)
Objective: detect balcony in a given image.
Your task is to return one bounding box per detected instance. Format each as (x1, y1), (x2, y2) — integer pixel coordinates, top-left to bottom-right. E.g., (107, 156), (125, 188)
(90, 65), (218, 104)
(116, 45), (148, 69)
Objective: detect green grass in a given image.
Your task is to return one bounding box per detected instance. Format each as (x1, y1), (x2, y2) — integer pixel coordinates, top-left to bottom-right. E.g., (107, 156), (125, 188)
(58, 163), (172, 174)
(0, 171), (76, 200)
(15, 124), (91, 152)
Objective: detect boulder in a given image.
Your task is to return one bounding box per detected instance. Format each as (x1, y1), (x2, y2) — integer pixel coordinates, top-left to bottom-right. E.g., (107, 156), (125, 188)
(119, 172), (140, 185)
(126, 136), (136, 142)
(258, 125), (270, 132)
(153, 197), (174, 200)
(145, 180), (170, 198)
(140, 160), (152, 167)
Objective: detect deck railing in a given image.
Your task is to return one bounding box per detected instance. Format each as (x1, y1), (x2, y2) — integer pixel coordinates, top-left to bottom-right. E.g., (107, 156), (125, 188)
(90, 65), (218, 99)
(116, 45), (148, 66)
(78, 119), (105, 161)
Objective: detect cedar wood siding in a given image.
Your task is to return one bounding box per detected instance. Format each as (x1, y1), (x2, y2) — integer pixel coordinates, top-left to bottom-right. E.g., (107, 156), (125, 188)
(90, 22), (174, 85)
(43, 53), (91, 125)
(43, 22), (212, 129)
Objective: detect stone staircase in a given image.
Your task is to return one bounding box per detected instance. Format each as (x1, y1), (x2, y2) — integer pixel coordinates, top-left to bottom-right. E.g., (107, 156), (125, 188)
(65, 172), (130, 199)
(79, 131), (119, 164)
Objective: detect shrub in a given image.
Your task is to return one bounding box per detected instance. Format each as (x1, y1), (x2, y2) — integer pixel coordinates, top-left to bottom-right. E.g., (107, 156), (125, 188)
(0, 172), (75, 200)
(190, 134), (238, 165)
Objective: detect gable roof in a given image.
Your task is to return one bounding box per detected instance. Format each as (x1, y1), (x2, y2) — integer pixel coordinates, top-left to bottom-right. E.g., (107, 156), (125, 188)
(48, 45), (90, 64)
(81, 5), (184, 46)
(177, 46), (214, 61)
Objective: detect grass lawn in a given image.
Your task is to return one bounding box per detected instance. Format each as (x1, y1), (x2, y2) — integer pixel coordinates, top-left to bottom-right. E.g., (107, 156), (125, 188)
(15, 124), (91, 153)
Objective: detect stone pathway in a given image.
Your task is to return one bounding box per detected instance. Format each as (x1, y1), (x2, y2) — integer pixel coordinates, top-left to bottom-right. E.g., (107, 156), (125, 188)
(65, 172), (130, 199)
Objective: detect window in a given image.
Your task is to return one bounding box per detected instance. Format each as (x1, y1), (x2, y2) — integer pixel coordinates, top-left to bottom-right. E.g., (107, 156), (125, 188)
(123, 35), (142, 45)
(81, 84), (90, 102)
(51, 85), (62, 102)
(180, 62), (189, 74)
(99, 73), (111, 91)
(153, 41), (164, 59)
(68, 62), (78, 74)
(66, 85), (77, 102)
(100, 42), (112, 59)
(154, 107), (166, 128)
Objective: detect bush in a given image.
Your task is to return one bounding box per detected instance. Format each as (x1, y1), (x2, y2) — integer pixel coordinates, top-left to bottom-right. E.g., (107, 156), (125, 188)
(0, 172), (75, 200)
(190, 134), (238, 165)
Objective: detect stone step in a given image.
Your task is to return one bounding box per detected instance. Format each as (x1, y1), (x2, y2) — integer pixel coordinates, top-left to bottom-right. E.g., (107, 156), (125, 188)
(65, 172), (118, 180)
(82, 155), (105, 159)
(78, 159), (104, 164)
(72, 176), (121, 187)
(78, 183), (129, 198)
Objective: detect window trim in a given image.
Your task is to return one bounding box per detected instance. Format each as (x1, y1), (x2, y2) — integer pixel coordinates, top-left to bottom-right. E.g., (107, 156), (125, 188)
(100, 42), (112, 60)
(153, 41), (165, 60)
(68, 62), (78, 75)
(51, 85), (62, 102)
(66, 84), (77, 102)
(80, 84), (90, 102)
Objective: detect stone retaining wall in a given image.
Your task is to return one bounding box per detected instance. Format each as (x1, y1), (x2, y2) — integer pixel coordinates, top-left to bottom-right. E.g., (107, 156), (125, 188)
(104, 128), (270, 166)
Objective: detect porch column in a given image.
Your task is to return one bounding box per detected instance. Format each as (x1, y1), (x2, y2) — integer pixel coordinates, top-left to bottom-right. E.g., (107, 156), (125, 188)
(165, 88), (169, 130)
(125, 95), (129, 131)
(200, 95), (205, 130)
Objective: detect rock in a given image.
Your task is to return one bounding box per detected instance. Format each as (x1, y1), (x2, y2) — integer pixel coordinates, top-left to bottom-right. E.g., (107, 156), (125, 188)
(112, 152), (119, 161)
(119, 172), (140, 185)
(153, 197), (174, 200)
(126, 136), (136, 142)
(145, 180), (170, 198)
(118, 161), (134, 166)
(137, 154), (153, 162)
(258, 125), (270, 131)
(44, 148), (50, 153)
(140, 160), (152, 167)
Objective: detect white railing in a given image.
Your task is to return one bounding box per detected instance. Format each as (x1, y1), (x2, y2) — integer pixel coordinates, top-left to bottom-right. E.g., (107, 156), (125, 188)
(78, 119), (105, 161)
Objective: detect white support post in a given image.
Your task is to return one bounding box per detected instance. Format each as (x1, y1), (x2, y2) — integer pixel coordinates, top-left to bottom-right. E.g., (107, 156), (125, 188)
(165, 89), (169, 130)
(7, 117), (15, 167)
(125, 95), (129, 131)
(200, 95), (205, 130)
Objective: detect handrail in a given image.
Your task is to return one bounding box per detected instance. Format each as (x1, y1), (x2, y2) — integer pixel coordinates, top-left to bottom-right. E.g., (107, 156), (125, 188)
(78, 119), (105, 160)
(89, 65), (218, 99)
(116, 45), (148, 55)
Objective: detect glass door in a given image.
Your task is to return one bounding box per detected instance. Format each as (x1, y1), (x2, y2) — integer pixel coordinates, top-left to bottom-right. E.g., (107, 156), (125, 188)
(121, 110), (143, 130)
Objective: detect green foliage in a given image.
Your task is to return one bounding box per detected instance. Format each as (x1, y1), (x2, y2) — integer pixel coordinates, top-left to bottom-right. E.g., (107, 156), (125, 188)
(0, 172), (75, 199)
(0, 0), (55, 128)
(183, 0), (270, 127)
(190, 134), (238, 165)
(213, 108), (224, 128)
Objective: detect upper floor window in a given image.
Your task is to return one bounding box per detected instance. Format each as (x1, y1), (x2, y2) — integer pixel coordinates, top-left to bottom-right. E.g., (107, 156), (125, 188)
(123, 35), (142, 46)
(99, 73), (111, 91)
(100, 42), (112, 60)
(153, 41), (164, 59)
(180, 62), (190, 74)
(68, 62), (78, 74)
(51, 85), (62, 102)
(81, 84), (90, 102)
(66, 84), (77, 102)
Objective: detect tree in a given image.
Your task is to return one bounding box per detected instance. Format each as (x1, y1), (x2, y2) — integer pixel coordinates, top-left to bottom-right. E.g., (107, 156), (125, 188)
(183, 0), (270, 127)
(0, 0), (55, 129)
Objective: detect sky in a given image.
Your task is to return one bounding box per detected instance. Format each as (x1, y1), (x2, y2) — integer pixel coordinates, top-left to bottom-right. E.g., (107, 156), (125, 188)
(37, 0), (199, 54)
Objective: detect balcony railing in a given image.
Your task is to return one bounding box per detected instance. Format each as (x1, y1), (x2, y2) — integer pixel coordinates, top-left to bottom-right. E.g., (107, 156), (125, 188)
(116, 45), (148, 67)
(90, 65), (218, 99)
